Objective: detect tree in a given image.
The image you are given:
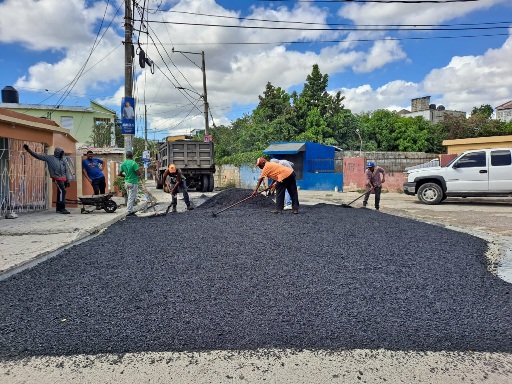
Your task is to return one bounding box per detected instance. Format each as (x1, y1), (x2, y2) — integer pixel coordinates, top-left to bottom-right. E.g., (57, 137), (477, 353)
(471, 104), (493, 119)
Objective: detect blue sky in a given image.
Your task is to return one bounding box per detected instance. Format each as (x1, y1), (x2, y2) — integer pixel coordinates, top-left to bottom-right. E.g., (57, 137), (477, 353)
(1, 0), (511, 141)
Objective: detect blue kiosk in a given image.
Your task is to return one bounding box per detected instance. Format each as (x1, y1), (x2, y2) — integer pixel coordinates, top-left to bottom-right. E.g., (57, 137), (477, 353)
(262, 141), (343, 191)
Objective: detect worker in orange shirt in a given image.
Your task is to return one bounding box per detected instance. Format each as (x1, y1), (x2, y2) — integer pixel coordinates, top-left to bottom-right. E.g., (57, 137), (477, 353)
(253, 157), (299, 214)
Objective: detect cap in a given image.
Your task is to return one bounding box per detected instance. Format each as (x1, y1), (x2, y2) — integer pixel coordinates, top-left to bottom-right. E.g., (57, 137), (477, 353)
(168, 164), (177, 173)
(366, 161), (375, 168)
(255, 157), (266, 167)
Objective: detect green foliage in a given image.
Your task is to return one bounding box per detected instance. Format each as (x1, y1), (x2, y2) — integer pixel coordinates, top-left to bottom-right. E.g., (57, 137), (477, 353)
(209, 64), (511, 160)
(471, 104), (493, 119)
(216, 150), (264, 167)
(89, 122), (115, 147)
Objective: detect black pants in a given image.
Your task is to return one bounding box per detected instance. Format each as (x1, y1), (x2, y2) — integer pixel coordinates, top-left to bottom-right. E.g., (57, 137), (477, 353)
(363, 185), (382, 209)
(54, 180), (66, 212)
(91, 176), (106, 195)
(275, 172), (299, 211)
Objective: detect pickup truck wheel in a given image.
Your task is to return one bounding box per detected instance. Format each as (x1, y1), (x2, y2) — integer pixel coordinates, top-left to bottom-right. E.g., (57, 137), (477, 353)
(417, 183), (443, 205)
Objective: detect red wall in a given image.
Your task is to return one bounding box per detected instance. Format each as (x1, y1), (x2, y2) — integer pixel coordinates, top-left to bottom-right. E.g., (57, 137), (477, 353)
(343, 157), (407, 192)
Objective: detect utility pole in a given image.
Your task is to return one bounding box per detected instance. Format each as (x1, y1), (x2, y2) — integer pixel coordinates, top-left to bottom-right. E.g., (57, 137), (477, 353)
(172, 48), (209, 136)
(144, 104), (148, 150)
(124, 0), (134, 153)
(201, 51), (209, 136)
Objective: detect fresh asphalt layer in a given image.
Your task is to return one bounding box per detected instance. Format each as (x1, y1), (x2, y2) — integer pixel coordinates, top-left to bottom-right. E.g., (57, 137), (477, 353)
(0, 189), (511, 359)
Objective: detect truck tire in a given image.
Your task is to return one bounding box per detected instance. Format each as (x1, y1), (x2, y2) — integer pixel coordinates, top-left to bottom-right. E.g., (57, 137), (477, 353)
(417, 182), (443, 205)
(207, 174), (214, 192)
(196, 179), (203, 191)
(202, 174), (210, 192)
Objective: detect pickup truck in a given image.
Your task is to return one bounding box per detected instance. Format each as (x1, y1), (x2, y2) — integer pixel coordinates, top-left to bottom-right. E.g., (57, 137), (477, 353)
(403, 148), (512, 204)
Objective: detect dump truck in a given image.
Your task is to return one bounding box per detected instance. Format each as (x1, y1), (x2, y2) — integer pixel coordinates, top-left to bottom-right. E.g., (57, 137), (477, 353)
(155, 140), (215, 192)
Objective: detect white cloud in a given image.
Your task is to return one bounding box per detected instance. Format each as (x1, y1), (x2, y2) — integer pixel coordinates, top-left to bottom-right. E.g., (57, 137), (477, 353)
(423, 30), (512, 112)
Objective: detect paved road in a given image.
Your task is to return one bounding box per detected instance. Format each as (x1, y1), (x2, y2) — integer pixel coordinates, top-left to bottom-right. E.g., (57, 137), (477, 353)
(1, 185), (511, 383)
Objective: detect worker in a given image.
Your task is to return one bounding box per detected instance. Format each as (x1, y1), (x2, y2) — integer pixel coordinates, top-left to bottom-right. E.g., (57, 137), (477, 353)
(363, 161), (386, 211)
(162, 164), (194, 212)
(23, 144), (72, 214)
(253, 157), (299, 214)
(270, 158), (294, 209)
(82, 150), (106, 195)
(118, 151), (141, 216)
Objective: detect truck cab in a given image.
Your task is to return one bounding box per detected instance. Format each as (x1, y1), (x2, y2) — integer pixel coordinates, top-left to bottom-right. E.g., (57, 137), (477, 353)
(403, 148), (512, 204)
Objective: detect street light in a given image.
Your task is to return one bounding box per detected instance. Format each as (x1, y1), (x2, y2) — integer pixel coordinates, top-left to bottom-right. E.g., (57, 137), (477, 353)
(355, 129), (362, 157)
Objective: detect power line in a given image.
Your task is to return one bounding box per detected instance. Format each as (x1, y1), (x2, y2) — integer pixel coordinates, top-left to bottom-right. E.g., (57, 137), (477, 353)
(258, 0), (481, 3)
(145, 19), (511, 33)
(140, 32), (511, 46)
(159, 9), (510, 29)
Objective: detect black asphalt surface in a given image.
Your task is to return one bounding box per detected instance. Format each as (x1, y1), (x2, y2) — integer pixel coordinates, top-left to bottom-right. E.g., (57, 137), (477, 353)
(0, 188), (511, 359)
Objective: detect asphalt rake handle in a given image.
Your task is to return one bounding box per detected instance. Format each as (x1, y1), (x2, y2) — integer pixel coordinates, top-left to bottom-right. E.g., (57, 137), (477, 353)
(341, 187), (373, 208)
(212, 188), (269, 217)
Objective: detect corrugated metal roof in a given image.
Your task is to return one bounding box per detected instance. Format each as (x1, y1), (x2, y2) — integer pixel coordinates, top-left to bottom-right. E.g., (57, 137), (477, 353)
(0, 103), (94, 113)
(263, 142), (306, 154)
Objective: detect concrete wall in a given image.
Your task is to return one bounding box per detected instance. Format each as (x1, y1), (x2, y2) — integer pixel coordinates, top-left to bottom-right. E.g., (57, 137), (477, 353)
(442, 135), (512, 154)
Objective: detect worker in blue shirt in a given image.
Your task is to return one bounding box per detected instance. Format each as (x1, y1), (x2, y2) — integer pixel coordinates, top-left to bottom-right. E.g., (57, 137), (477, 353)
(82, 150), (106, 195)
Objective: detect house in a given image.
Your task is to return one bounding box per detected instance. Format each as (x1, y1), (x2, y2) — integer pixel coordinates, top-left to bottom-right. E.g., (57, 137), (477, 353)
(495, 100), (512, 123)
(0, 86), (117, 145)
(399, 96), (466, 124)
(0, 108), (78, 217)
(442, 135), (512, 155)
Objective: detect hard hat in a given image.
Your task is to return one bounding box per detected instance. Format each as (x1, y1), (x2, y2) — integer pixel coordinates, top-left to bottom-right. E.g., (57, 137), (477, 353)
(168, 164), (177, 173)
(366, 161), (375, 168)
(255, 157), (266, 167)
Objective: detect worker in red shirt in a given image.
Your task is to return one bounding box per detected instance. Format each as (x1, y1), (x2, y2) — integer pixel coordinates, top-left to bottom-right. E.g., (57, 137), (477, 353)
(162, 164), (193, 213)
(253, 157), (299, 214)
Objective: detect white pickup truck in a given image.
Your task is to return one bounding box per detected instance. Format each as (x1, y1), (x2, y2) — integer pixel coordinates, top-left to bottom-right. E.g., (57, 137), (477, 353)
(403, 148), (512, 204)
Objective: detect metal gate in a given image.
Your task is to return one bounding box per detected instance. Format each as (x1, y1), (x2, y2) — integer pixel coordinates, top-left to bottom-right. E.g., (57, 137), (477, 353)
(0, 138), (48, 217)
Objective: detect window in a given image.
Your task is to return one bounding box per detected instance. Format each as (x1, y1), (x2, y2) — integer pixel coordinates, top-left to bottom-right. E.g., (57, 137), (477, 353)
(455, 151), (486, 168)
(94, 118), (111, 125)
(60, 116), (74, 131)
(491, 150), (511, 167)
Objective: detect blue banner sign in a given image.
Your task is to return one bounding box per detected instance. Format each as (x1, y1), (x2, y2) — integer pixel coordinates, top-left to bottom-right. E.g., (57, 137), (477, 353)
(121, 97), (135, 135)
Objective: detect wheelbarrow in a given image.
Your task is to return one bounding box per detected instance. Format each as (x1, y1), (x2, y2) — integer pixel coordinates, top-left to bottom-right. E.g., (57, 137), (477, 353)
(77, 192), (118, 214)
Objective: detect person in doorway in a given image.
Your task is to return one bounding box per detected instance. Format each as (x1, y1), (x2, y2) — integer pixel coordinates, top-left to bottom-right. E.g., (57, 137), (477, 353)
(23, 144), (72, 214)
(118, 151), (141, 216)
(82, 150), (106, 195)
(363, 161), (386, 211)
(270, 158), (294, 209)
(253, 157), (299, 214)
(162, 164), (194, 212)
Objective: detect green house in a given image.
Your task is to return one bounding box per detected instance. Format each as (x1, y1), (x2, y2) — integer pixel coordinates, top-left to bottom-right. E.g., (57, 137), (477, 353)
(0, 97), (117, 145)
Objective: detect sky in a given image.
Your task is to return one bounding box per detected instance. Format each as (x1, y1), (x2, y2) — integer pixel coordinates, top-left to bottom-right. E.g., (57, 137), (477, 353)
(1, 0), (512, 141)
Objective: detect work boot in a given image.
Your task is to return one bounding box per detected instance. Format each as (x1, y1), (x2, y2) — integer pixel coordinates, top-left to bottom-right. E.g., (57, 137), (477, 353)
(58, 209), (70, 214)
(186, 204), (194, 211)
(292, 209), (299, 214)
(172, 205), (177, 213)
(362, 202), (367, 208)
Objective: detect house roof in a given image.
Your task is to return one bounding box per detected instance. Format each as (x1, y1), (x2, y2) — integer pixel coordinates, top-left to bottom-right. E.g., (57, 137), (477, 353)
(495, 100), (512, 110)
(0, 102), (94, 113)
(263, 142), (306, 154)
(0, 108), (77, 141)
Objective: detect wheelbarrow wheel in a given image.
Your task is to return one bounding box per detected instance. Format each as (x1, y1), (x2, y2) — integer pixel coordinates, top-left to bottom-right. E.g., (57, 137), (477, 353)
(103, 199), (118, 213)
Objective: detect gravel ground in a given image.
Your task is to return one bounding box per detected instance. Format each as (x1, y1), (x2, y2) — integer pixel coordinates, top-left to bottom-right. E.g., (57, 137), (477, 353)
(0, 189), (511, 359)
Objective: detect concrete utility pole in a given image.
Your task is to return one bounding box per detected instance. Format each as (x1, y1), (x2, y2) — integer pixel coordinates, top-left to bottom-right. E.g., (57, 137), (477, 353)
(124, 0), (134, 152)
(201, 51), (209, 136)
(172, 48), (209, 136)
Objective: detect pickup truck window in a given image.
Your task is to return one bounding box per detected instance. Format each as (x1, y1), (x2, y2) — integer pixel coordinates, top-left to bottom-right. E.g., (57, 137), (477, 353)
(455, 151), (486, 168)
(491, 150), (512, 166)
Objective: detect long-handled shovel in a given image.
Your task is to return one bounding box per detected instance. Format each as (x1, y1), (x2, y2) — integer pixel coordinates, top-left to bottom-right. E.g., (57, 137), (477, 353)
(212, 188), (269, 217)
(341, 187), (373, 208)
